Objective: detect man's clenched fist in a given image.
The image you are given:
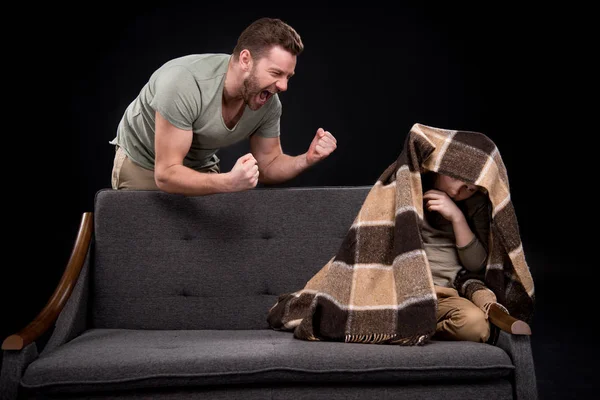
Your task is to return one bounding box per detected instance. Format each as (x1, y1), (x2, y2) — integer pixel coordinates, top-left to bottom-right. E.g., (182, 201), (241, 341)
(306, 128), (337, 166)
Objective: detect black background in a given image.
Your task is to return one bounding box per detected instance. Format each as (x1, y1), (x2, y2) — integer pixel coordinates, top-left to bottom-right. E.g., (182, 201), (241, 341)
(2, 3), (594, 399)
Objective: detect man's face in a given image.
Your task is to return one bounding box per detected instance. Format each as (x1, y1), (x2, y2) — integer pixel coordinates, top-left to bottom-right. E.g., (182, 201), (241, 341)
(242, 46), (296, 111)
(435, 174), (478, 201)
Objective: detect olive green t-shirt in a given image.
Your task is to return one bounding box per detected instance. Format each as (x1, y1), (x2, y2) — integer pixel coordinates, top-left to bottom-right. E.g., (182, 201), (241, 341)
(109, 53), (282, 171)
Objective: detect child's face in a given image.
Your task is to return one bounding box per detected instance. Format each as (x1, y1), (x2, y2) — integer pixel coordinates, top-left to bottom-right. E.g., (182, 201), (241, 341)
(434, 174), (478, 201)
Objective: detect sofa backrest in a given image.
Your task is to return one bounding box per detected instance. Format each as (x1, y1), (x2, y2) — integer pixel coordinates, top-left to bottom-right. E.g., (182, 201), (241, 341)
(91, 187), (370, 330)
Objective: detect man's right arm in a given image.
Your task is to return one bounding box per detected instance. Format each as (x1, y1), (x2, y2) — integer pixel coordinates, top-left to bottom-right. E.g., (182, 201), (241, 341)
(154, 111), (258, 196)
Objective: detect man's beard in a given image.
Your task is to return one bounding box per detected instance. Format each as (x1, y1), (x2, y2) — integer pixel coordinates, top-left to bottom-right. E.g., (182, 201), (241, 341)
(242, 70), (266, 111)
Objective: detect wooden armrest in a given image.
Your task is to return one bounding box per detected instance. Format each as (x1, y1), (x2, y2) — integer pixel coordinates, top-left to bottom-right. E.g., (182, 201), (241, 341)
(488, 303), (531, 335)
(2, 212), (93, 351)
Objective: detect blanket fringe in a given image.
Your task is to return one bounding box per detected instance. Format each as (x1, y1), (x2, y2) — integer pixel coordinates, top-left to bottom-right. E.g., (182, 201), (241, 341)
(345, 333), (430, 345)
(389, 334), (430, 346)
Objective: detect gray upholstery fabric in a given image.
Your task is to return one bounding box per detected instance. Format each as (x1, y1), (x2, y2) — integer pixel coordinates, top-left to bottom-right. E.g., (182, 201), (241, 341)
(92, 188), (369, 330)
(22, 329), (513, 395)
(496, 331), (538, 400)
(0, 343), (37, 400)
(42, 248), (92, 355)
(20, 381), (513, 399)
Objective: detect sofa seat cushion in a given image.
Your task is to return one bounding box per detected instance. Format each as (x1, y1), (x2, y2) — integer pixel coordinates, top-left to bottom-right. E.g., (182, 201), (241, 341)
(21, 329), (514, 394)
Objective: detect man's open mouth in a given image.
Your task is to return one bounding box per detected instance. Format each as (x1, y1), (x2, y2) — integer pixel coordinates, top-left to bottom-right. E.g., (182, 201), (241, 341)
(260, 90), (273, 100)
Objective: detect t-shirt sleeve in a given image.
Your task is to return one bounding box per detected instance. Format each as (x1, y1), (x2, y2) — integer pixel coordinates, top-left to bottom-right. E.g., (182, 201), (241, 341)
(149, 66), (201, 131)
(456, 236), (488, 271)
(254, 94), (282, 138)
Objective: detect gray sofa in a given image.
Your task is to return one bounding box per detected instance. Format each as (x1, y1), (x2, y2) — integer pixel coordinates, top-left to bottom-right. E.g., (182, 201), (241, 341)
(1, 187), (538, 399)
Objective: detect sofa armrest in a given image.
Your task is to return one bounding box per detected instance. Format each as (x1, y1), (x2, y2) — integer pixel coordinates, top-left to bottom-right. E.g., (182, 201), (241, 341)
(0, 343), (38, 400)
(496, 330), (538, 400)
(41, 245), (92, 355)
(1, 212), (93, 351)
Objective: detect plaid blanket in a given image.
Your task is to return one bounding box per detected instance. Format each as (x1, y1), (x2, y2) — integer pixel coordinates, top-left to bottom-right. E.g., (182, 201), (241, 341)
(267, 123), (535, 345)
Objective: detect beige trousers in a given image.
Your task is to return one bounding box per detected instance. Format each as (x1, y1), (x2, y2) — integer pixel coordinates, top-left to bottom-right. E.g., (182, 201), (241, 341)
(111, 146), (219, 190)
(434, 285), (490, 343)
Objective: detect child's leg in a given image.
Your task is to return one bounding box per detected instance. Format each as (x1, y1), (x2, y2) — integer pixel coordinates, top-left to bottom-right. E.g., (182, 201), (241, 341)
(434, 286), (490, 342)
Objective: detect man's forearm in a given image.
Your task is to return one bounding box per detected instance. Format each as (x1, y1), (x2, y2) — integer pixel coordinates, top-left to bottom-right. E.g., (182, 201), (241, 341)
(259, 153), (311, 184)
(155, 165), (233, 196)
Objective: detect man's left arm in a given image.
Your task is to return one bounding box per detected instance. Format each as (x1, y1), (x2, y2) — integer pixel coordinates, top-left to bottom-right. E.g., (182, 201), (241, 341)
(250, 128), (337, 184)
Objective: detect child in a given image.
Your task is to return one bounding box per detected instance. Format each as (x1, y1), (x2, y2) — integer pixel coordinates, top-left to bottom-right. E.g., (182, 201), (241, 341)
(267, 124), (534, 345)
(421, 171), (497, 342)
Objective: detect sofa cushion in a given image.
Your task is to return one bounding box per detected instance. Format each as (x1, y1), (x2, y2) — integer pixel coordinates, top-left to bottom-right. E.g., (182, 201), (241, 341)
(21, 329), (514, 394)
(92, 188), (370, 330)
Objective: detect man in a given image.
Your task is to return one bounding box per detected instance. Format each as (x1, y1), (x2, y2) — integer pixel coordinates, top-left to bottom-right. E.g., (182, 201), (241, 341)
(110, 17), (337, 195)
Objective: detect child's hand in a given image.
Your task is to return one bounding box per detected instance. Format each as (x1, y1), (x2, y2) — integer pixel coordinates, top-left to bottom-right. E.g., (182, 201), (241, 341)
(423, 189), (464, 222)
